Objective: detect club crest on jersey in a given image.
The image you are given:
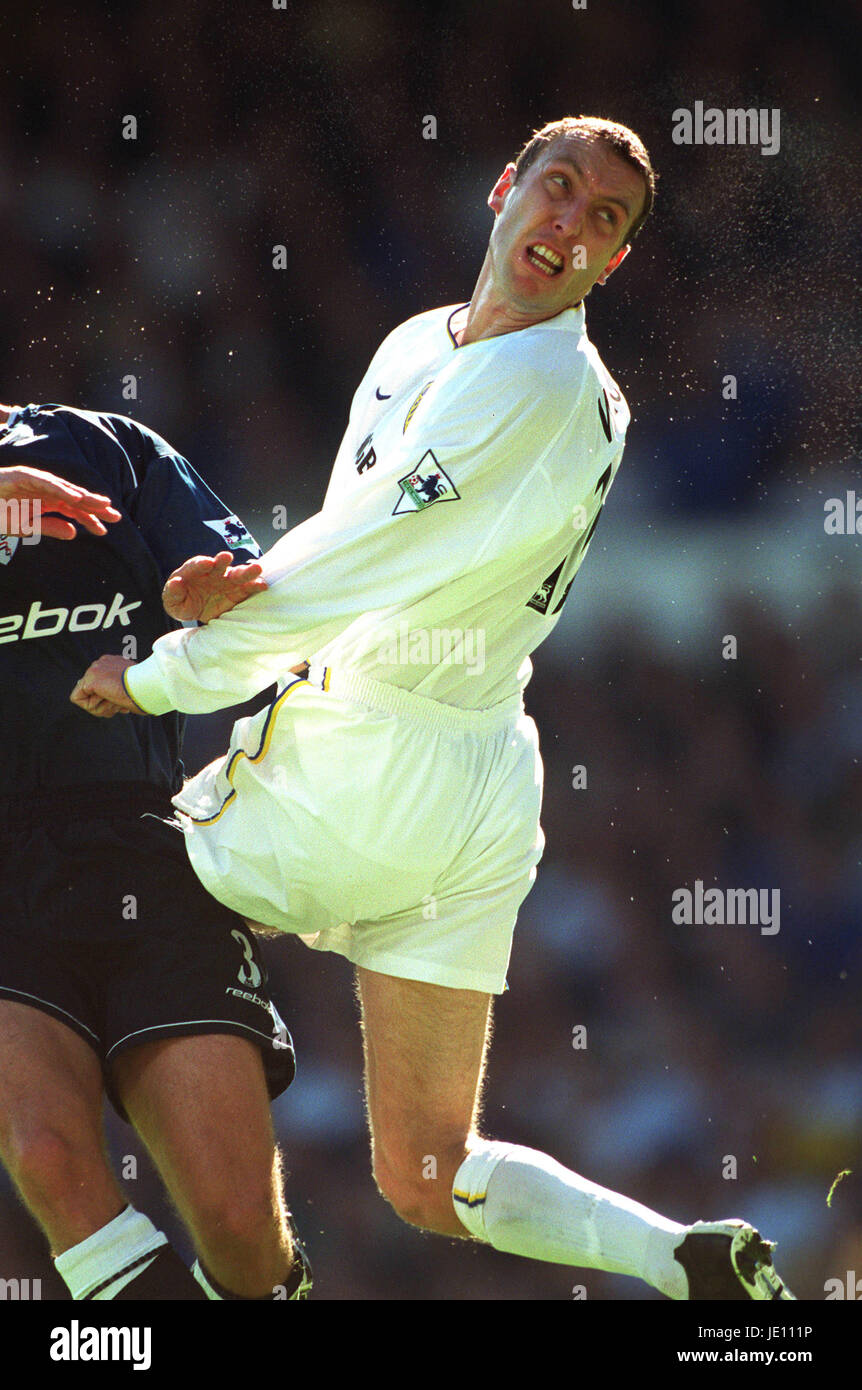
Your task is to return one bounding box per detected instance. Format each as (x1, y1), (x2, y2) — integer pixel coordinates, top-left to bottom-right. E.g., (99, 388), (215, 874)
(202, 516), (261, 555)
(403, 381), (434, 433)
(526, 558), (565, 614)
(0, 535), (20, 566)
(393, 452), (460, 515)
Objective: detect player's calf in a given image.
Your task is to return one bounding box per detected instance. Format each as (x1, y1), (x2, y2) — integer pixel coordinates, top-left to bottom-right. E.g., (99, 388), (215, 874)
(188, 1182), (296, 1297)
(111, 1030), (299, 1299)
(189, 1166), (311, 1301)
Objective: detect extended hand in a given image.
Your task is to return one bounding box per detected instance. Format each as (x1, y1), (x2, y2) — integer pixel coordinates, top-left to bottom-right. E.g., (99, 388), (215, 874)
(70, 655), (144, 718)
(0, 465), (122, 539)
(162, 551), (267, 623)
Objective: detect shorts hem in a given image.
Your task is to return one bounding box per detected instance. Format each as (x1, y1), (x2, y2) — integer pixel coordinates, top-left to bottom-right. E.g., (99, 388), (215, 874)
(104, 1018), (291, 1062)
(0, 987), (101, 1046)
(103, 1020), (296, 1122)
(304, 939), (508, 995)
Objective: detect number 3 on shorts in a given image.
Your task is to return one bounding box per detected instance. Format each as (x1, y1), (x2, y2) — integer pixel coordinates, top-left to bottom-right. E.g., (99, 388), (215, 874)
(231, 928), (263, 988)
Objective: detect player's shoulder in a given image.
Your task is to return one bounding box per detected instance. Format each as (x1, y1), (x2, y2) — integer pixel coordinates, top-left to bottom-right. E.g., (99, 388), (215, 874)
(9, 402), (176, 466)
(372, 304), (467, 357)
(510, 310), (630, 436)
(446, 307), (610, 421)
(69, 404), (178, 461)
(392, 303), (467, 333)
(578, 335), (630, 430)
(500, 305), (619, 381)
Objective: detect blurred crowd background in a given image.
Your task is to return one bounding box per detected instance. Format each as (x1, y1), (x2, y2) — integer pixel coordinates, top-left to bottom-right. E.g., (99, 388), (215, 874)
(1, 0), (860, 1299)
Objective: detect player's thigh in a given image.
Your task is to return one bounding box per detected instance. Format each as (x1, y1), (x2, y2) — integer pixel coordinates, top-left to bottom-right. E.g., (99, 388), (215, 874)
(356, 965), (493, 1195)
(111, 1032), (282, 1225)
(0, 1000), (106, 1159)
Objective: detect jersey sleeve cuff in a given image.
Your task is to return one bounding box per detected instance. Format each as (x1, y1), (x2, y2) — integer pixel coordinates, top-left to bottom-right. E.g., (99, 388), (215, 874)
(123, 660), (173, 716)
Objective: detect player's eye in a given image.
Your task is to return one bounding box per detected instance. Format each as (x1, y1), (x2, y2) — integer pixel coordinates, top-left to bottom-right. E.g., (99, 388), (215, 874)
(549, 173), (569, 190)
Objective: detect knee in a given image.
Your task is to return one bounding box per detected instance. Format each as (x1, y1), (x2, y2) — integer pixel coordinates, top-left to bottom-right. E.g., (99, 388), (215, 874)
(373, 1139), (469, 1235)
(4, 1124), (97, 1206)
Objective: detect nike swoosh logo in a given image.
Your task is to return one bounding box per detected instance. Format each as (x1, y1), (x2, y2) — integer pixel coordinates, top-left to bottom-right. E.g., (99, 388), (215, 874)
(375, 387), (392, 400)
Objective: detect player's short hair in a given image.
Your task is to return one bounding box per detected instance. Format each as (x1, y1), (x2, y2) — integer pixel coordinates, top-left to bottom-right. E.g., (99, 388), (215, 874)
(511, 116), (655, 245)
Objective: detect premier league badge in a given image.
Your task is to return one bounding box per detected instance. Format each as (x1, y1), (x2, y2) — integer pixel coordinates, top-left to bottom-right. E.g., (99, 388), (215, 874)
(202, 515), (262, 554)
(393, 451), (460, 514)
(0, 535), (20, 566)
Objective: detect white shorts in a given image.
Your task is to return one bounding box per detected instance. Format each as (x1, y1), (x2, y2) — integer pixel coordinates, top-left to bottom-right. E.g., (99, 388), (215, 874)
(172, 664), (545, 994)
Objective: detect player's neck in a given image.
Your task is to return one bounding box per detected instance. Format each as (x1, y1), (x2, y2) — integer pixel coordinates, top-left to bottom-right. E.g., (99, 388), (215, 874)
(458, 264), (573, 347)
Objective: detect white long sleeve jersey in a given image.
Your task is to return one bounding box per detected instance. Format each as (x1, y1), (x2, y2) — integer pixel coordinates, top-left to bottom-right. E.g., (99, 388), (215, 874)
(126, 301), (630, 716)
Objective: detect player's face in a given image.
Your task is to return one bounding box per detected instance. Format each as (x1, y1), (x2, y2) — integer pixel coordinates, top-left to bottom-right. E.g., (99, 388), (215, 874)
(486, 136), (646, 317)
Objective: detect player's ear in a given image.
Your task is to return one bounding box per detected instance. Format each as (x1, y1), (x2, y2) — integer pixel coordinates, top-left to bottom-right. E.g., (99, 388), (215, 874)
(596, 242), (630, 286)
(488, 163), (517, 216)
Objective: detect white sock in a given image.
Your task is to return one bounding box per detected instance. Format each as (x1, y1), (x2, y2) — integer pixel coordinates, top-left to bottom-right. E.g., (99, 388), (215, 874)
(453, 1140), (689, 1299)
(54, 1206), (168, 1300)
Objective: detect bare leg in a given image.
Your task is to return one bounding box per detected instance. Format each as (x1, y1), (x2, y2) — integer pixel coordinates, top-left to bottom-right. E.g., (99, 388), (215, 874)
(112, 1033), (295, 1297)
(0, 1001), (125, 1254)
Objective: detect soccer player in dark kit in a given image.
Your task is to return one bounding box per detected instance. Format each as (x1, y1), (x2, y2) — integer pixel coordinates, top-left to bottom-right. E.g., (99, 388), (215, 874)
(0, 402), (310, 1300)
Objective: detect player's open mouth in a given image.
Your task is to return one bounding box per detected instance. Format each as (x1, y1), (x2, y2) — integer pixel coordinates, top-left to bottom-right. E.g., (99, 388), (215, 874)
(526, 244), (564, 276)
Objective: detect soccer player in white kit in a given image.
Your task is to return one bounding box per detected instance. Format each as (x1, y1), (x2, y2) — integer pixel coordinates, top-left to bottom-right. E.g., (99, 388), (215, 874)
(73, 117), (793, 1299)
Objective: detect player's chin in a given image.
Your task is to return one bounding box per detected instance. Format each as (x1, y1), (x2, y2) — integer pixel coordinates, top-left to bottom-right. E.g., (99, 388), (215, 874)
(512, 265), (572, 309)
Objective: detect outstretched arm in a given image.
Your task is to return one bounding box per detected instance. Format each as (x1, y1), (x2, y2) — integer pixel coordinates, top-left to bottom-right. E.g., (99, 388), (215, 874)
(71, 556), (270, 716)
(99, 348), (588, 717)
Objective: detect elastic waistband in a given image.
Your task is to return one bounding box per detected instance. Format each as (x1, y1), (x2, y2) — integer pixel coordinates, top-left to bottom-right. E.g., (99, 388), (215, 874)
(306, 663), (524, 735)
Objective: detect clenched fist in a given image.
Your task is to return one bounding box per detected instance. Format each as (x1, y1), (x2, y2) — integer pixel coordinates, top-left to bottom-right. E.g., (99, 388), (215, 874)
(70, 655), (144, 718)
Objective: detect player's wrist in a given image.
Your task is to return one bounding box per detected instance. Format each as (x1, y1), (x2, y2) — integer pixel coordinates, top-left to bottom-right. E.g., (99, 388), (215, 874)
(122, 662), (160, 715)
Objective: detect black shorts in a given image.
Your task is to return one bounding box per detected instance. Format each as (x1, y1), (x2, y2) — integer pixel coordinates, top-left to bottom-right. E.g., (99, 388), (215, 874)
(0, 783), (295, 1121)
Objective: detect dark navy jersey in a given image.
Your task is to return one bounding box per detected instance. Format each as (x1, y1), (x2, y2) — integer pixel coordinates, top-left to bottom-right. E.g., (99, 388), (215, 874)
(0, 404), (261, 797)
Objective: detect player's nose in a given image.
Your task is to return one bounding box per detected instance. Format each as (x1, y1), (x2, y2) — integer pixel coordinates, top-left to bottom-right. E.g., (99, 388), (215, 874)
(554, 195), (587, 240)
